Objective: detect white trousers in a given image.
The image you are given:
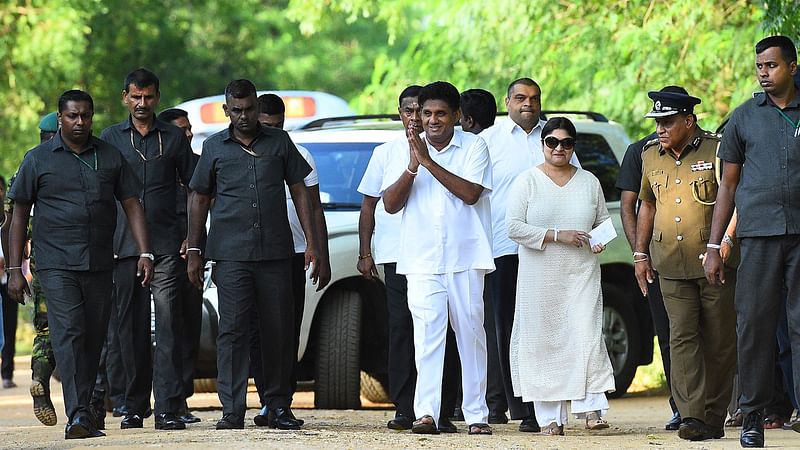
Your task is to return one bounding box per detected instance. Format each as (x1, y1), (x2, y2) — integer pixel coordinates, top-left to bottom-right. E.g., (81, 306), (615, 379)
(406, 270), (489, 425)
(533, 392), (609, 426)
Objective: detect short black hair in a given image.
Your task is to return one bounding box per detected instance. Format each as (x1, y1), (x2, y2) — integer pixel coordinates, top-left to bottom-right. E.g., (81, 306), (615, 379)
(398, 85), (423, 107)
(507, 77), (540, 98)
(225, 79), (257, 102)
(58, 90), (93, 113)
(541, 117), (577, 140)
(124, 68), (160, 93)
(460, 89), (497, 129)
(258, 93), (285, 115)
(157, 108), (188, 123)
(756, 35), (797, 64)
(418, 81), (460, 112)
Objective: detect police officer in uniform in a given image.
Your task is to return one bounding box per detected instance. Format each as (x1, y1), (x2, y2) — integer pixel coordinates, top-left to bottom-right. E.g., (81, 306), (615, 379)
(633, 89), (737, 442)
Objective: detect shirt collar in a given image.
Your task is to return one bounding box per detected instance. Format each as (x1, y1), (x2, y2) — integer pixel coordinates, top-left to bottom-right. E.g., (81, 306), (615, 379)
(51, 130), (96, 154)
(123, 115), (166, 134)
(426, 129), (463, 153)
(506, 117), (545, 136)
(756, 86), (800, 108)
(223, 123), (266, 147)
(657, 127), (704, 159)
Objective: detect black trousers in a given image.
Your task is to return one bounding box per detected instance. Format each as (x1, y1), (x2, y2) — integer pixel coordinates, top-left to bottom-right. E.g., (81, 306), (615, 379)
(179, 264), (203, 403)
(216, 259), (294, 419)
(489, 255), (535, 420)
(115, 255), (185, 416)
(384, 263), (458, 419)
(1, 285), (18, 380)
(37, 269), (112, 421)
(90, 295), (126, 411)
(736, 235), (800, 414)
(250, 253), (305, 406)
(647, 274), (679, 414)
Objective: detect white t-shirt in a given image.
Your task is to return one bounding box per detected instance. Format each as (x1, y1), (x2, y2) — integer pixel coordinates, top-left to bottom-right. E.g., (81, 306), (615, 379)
(481, 118), (581, 258)
(356, 132), (406, 264)
(382, 130), (494, 275)
(286, 144), (319, 253)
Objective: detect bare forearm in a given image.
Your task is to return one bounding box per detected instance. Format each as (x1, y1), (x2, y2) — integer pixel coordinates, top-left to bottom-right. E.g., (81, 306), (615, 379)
(8, 204), (31, 267)
(359, 196), (378, 255)
(383, 172), (415, 214)
(710, 186), (736, 244)
(309, 186), (329, 258)
(188, 193), (210, 248)
(120, 197), (151, 254)
(619, 191), (638, 251)
(424, 160), (483, 205)
(634, 200), (656, 254)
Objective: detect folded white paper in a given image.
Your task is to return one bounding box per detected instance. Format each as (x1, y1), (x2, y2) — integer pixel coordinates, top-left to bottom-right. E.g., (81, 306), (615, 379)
(589, 217), (617, 247)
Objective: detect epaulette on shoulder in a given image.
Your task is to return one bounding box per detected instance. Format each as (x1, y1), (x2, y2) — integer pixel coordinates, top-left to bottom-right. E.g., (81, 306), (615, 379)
(701, 130), (722, 140)
(642, 138), (660, 150)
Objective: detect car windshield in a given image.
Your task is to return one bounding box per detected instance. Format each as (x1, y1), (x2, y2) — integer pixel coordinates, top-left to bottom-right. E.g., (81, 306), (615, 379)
(301, 142), (379, 210)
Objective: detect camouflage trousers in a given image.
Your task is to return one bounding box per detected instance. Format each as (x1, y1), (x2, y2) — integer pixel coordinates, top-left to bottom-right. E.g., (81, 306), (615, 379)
(30, 273), (54, 381)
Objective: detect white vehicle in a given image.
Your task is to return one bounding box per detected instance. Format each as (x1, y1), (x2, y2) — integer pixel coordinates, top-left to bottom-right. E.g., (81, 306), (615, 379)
(189, 112), (653, 408)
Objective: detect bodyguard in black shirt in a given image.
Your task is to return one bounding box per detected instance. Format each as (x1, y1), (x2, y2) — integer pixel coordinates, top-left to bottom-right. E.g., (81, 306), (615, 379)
(188, 79), (318, 430)
(100, 69), (196, 431)
(7, 90), (153, 439)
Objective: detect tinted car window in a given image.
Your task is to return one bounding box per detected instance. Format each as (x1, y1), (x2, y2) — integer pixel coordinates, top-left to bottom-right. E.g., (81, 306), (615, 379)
(575, 133), (620, 202)
(302, 142), (379, 209)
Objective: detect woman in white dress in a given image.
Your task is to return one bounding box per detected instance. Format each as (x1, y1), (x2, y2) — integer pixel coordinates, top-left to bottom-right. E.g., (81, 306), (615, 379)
(506, 117), (616, 436)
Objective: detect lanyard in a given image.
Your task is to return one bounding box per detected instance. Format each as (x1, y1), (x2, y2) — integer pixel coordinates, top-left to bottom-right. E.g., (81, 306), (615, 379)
(72, 150), (97, 170)
(774, 107), (800, 137)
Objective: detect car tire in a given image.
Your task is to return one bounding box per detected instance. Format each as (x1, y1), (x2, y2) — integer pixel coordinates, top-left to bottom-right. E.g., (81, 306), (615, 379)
(193, 377), (218, 393)
(602, 282), (641, 399)
(360, 371), (390, 404)
(314, 290), (362, 409)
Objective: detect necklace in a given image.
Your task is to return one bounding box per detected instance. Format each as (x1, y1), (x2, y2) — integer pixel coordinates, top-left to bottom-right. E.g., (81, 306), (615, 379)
(72, 150), (97, 170)
(129, 129), (163, 161)
(238, 144), (261, 158)
(774, 107), (800, 137)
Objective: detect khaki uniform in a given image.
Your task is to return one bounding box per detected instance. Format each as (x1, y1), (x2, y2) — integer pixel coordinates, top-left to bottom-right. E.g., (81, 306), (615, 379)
(639, 128), (737, 427)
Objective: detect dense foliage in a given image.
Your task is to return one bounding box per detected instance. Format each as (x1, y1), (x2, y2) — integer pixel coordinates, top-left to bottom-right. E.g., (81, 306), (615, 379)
(0, 0), (796, 176)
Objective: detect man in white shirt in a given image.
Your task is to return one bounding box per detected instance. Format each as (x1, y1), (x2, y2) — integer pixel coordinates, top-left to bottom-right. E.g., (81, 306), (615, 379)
(357, 86), (459, 433)
(480, 78), (580, 432)
(383, 81), (494, 435)
(248, 93), (331, 429)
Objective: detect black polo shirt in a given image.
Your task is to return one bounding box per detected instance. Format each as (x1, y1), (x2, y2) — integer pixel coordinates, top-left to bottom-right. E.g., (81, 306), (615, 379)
(100, 116), (196, 258)
(189, 125), (311, 261)
(616, 131), (659, 193)
(718, 88), (800, 237)
(8, 132), (140, 271)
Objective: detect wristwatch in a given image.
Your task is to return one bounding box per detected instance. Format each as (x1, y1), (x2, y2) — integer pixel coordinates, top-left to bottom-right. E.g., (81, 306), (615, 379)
(139, 252), (155, 261)
(722, 234), (734, 248)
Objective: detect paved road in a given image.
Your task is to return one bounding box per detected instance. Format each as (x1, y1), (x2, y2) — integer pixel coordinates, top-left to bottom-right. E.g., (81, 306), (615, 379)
(1, 356), (800, 448)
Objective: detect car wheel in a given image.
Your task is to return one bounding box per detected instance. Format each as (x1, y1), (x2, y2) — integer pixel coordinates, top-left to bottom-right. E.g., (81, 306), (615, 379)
(193, 378), (218, 393)
(314, 290), (362, 409)
(360, 371), (390, 404)
(602, 282), (641, 398)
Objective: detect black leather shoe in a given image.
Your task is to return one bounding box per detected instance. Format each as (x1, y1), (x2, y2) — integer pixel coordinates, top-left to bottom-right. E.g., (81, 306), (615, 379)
(519, 416), (541, 432)
(253, 406), (270, 427)
(450, 407), (465, 422)
(438, 417), (458, 433)
(488, 411), (509, 424)
(90, 406), (106, 430)
(268, 407), (301, 430)
(179, 411), (201, 424)
(120, 414), (143, 429)
(155, 412), (187, 430)
(65, 414), (106, 439)
(665, 411), (682, 431)
(387, 415), (413, 430)
(679, 417), (708, 440)
(706, 424), (724, 439)
(740, 411), (765, 448)
(215, 414), (244, 430)
(112, 406), (128, 417)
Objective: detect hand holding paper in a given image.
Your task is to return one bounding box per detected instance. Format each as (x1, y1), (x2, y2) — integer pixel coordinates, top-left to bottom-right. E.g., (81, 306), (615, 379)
(589, 217), (617, 247)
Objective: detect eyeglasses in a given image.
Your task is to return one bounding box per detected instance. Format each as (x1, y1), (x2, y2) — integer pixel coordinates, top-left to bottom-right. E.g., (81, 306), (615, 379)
(130, 130), (163, 162)
(543, 136), (576, 150)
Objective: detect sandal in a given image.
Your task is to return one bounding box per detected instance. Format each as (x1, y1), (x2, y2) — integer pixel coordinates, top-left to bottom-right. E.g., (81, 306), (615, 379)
(541, 421), (564, 436)
(764, 414), (789, 429)
(585, 411), (609, 430)
(725, 409), (743, 427)
(468, 422), (492, 435)
(411, 415), (440, 434)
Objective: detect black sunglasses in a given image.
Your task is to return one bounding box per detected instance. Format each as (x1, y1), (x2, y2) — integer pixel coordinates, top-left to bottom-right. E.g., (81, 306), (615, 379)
(543, 136), (576, 150)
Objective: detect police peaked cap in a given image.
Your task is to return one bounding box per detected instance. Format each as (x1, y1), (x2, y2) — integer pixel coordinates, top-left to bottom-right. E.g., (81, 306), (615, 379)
(645, 91), (701, 118)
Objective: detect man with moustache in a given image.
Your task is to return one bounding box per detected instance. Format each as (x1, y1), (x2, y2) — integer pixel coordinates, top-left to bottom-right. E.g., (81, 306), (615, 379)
(479, 78), (579, 431)
(357, 85), (460, 433)
(705, 35), (800, 448)
(6, 89), (152, 439)
(101, 68), (196, 430)
(188, 79), (318, 430)
(383, 81), (493, 435)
